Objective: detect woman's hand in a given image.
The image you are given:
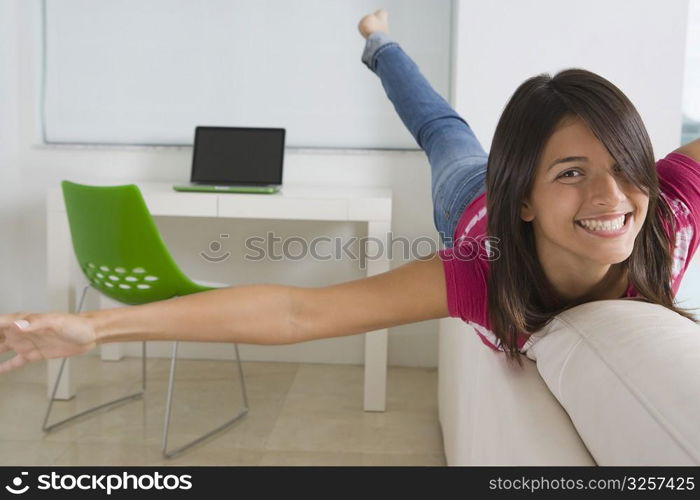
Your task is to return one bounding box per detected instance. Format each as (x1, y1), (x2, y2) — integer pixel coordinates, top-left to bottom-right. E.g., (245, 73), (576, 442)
(0, 312), (97, 373)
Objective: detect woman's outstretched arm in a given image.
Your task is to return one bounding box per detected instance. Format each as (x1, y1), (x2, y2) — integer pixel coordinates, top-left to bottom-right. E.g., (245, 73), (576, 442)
(0, 253), (448, 373)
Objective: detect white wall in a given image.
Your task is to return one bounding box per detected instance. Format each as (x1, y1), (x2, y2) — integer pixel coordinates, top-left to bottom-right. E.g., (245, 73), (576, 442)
(452, 0), (688, 155)
(0, 0), (695, 368)
(0, 0), (22, 313)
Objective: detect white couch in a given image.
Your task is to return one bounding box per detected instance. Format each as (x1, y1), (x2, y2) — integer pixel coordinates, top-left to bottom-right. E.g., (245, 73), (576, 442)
(438, 299), (700, 466)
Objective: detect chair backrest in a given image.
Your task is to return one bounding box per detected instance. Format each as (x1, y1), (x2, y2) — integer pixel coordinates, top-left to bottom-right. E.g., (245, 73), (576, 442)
(62, 181), (199, 305)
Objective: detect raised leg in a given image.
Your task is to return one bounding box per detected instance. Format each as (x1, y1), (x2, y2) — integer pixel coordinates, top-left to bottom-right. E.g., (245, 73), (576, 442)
(361, 23), (488, 244)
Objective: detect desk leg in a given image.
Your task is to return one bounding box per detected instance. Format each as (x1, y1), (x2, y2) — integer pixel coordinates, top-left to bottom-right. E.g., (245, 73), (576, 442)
(363, 220), (390, 412)
(46, 208), (75, 400)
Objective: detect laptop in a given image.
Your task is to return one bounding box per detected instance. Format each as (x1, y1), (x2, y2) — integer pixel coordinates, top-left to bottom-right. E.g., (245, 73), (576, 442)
(173, 126), (285, 194)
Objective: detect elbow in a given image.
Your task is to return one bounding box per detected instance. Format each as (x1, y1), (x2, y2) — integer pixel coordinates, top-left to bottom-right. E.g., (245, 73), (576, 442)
(285, 310), (305, 345)
(285, 287), (336, 344)
(284, 287), (311, 345)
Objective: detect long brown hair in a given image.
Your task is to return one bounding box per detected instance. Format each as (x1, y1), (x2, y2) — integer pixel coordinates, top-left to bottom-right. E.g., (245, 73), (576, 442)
(486, 68), (698, 363)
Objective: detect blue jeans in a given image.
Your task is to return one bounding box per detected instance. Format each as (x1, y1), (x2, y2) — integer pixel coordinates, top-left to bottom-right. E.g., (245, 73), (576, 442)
(362, 33), (488, 248)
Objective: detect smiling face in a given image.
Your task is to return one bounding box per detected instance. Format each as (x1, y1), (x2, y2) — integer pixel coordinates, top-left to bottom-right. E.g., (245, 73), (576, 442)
(520, 116), (649, 277)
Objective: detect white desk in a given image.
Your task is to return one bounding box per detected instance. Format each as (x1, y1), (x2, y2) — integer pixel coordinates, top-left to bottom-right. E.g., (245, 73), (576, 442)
(46, 183), (392, 412)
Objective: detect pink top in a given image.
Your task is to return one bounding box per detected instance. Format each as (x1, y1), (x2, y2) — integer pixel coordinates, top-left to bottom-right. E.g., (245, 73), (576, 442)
(438, 152), (700, 353)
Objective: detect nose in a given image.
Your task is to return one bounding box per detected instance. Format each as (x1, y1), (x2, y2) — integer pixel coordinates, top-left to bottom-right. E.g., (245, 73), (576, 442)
(588, 171), (627, 208)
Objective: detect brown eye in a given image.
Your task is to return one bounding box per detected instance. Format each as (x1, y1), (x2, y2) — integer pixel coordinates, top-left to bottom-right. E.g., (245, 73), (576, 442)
(558, 169), (581, 179)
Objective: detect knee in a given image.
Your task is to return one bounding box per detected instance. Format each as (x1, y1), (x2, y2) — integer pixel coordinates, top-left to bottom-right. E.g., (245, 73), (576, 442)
(417, 115), (468, 149)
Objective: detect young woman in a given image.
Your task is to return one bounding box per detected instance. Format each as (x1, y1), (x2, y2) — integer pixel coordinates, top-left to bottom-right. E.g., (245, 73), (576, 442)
(1, 10), (700, 372)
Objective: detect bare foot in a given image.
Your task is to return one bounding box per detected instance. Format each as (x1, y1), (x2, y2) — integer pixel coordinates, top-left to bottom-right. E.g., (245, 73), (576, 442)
(358, 9), (389, 39)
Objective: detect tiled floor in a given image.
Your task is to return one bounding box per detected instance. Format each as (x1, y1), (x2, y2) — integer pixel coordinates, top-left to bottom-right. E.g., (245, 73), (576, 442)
(0, 355), (446, 466)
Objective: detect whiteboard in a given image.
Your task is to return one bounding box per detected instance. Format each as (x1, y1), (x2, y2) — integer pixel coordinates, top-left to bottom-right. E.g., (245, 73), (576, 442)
(43, 0), (453, 149)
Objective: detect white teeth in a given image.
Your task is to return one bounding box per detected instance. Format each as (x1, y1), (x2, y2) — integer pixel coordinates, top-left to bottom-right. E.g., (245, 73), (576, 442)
(577, 214), (626, 232)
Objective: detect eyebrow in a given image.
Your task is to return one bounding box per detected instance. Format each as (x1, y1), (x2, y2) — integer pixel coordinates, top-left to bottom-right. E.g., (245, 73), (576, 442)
(547, 156), (589, 171)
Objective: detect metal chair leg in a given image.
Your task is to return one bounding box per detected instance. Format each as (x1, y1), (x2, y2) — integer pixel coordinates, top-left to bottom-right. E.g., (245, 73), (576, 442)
(42, 284), (147, 432)
(162, 341), (249, 458)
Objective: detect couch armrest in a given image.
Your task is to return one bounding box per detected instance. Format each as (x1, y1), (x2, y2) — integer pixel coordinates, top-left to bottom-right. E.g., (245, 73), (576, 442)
(528, 299), (700, 465)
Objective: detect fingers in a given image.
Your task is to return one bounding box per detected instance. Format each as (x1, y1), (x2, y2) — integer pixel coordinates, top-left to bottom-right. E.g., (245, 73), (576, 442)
(0, 354), (26, 374)
(0, 317), (35, 366)
(12, 315), (44, 334)
(0, 315), (45, 374)
(0, 312), (29, 328)
(14, 319), (30, 330)
(0, 318), (28, 355)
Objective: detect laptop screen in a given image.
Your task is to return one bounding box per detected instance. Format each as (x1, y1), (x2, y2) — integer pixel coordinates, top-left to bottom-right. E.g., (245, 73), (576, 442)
(191, 126), (285, 185)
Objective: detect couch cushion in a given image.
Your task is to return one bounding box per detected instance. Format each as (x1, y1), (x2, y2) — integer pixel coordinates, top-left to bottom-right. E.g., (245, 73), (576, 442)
(527, 299), (700, 465)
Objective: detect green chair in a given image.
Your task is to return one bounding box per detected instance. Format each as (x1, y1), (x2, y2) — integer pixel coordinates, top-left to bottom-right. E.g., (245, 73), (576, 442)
(43, 181), (249, 458)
